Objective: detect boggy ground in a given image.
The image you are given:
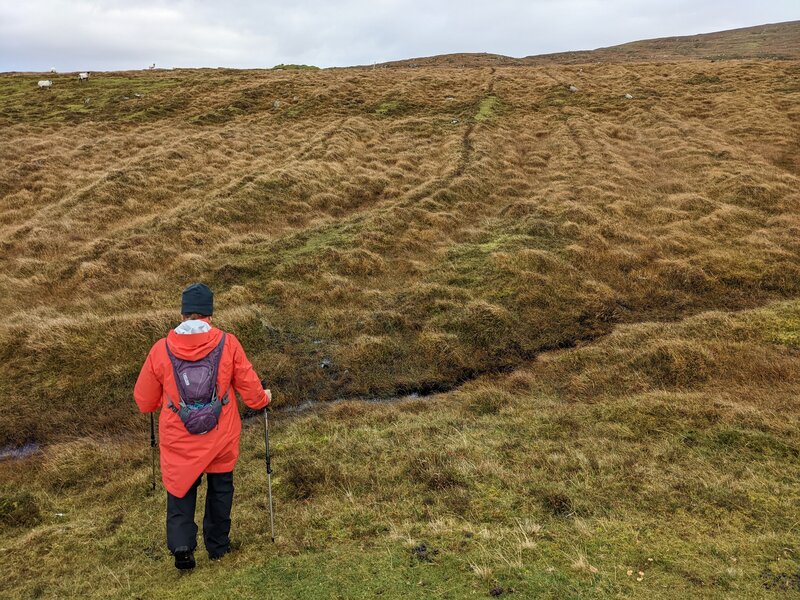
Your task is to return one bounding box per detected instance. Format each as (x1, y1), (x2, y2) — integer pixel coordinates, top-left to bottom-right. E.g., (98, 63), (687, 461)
(0, 53), (799, 445)
(1, 300), (799, 598)
(1, 23), (800, 598)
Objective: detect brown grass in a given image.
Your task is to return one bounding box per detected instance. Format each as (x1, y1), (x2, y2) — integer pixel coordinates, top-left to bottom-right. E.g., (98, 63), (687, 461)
(1, 23), (800, 598)
(380, 21), (800, 67)
(0, 45), (798, 450)
(1, 300), (799, 598)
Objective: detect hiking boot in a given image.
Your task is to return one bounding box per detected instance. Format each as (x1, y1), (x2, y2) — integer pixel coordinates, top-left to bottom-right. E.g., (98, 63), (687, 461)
(209, 539), (240, 561)
(209, 549), (228, 561)
(174, 547), (195, 571)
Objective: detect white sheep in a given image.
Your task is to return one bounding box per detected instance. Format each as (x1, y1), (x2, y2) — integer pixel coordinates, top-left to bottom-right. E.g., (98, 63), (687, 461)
(38, 80), (53, 90)
(50, 67), (56, 74)
(78, 72), (89, 82)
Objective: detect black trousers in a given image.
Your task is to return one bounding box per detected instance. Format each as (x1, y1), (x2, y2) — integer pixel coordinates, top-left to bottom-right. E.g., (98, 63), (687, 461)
(167, 471), (234, 557)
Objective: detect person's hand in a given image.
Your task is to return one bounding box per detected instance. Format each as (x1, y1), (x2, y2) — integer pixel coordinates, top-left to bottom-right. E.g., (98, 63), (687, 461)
(260, 379), (272, 406)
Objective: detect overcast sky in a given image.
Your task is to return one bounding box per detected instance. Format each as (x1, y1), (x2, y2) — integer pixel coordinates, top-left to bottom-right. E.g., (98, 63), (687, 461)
(0, 0), (797, 72)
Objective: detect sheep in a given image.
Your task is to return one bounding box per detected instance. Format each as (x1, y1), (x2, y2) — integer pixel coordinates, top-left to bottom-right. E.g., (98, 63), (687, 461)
(78, 72), (89, 82)
(148, 63), (156, 70)
(50, 67), (56, 74)
(38, 80), (53, 90)
(568, 84), (579, 93)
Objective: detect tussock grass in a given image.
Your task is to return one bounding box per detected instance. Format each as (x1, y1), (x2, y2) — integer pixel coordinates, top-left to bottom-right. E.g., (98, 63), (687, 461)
(1, 56), (799, 444)
(379, 22), (800, 67)
(1, 24), (800, 597)
(2, 300), (800, 598)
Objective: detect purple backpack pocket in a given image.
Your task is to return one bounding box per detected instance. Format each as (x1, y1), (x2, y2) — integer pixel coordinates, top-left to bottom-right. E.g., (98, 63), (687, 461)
(181, 403), (222, 435)
(166, 334), (229, 435)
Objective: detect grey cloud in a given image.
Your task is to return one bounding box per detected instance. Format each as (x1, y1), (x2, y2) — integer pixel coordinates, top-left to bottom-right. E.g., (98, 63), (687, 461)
(0, 0), (797, 71)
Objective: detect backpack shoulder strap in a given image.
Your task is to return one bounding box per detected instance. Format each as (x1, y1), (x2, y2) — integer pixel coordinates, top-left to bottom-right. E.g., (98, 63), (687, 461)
(164, 334), (228, 407)
(164, 340), (185, 404)
(208, 333), (226, 385)
(209, 334), (228, 404)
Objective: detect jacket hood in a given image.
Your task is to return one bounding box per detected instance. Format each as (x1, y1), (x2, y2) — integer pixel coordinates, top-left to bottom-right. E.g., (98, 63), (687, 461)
(166, 326), (224, 361)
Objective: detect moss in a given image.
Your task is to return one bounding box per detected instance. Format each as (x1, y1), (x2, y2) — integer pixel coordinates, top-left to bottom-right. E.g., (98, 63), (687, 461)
(474, 95), (499, 121)
(763, 303), (800, 348)
(375, 100), (402, 115)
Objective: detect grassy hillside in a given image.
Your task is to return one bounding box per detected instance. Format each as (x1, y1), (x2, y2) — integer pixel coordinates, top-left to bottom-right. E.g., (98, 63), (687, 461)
(0, 21), (799, 599)
(530, 20), (800, 63)
(2, 301), (799, 598)
(379, 20), (800, 67)
(1, 55), (798, 445)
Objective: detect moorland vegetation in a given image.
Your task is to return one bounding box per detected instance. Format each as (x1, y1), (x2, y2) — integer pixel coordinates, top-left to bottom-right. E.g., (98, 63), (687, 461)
(0, 21), (799, 599)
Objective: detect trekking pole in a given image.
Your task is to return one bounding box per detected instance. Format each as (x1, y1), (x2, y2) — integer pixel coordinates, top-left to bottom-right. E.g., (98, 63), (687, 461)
(150, 413), (157, 491)
(262, 392), (275, 543)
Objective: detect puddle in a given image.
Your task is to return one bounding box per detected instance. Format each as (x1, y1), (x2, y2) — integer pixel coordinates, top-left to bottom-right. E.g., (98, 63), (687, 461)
(0, 394), (428, 460)
(0, 442), (40, 461)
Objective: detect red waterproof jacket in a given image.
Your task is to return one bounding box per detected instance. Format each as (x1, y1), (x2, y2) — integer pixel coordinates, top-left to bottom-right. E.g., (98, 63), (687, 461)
(134, 320), (268, 497)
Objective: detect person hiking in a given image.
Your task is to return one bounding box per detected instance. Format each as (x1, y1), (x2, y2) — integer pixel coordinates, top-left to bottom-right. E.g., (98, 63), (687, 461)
(134, 283), (270, 571)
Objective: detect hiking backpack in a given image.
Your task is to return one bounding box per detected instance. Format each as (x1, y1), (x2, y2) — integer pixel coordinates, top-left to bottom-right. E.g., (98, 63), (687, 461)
(165, 334), (230, 435)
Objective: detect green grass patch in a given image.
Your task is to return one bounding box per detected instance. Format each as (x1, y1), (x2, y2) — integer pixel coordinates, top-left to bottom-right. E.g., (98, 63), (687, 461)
(762, 302), (800, 348)
(375, 100), (402, 115)
(0, 74), (184, 124)
(474, 95), (498, 121)
(442, 233), (532, 288)
(272, 64), (320, 70)
(4, 314), (800, 598)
